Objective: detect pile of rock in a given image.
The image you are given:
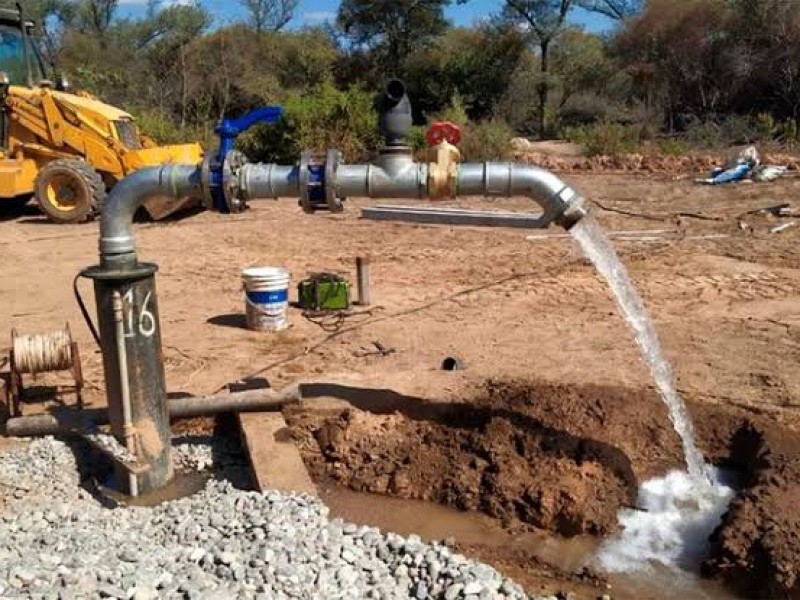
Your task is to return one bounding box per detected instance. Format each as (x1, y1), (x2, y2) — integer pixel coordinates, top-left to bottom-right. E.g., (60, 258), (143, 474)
(0, 437), (545, 599)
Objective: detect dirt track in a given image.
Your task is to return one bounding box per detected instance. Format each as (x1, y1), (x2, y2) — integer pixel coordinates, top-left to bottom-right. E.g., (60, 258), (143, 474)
(1, 172), (800, 597)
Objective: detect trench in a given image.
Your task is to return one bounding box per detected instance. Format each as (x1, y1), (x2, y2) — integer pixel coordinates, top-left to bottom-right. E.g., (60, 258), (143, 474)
(30, 381), (798, 599)
(284, 380), (800, 599)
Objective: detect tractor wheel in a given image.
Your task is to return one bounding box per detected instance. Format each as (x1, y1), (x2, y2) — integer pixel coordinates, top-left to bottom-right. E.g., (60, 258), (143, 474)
(34, 159), (106, 224)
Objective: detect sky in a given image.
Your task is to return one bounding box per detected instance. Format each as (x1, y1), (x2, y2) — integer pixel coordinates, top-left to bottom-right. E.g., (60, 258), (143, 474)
(117, 0), (615, 34)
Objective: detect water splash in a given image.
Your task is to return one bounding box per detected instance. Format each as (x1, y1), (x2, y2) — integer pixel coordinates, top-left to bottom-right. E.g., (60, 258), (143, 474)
(570, 215), (708, 481)
(596, 469), (734, 573)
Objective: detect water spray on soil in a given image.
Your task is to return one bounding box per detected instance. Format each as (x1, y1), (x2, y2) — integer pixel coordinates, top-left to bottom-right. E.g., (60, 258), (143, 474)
(570, 216), (733, 572)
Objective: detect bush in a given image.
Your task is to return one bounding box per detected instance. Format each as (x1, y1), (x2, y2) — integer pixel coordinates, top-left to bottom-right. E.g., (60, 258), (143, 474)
(657, 137), (690, 156)
(237, 81), (382, 164)
(459, 118), (513, 161)
(684, 119), (720, 148)
(132, 108), (197, 145)
(782, 118), (799, 148)
(754, 113), (776, 142)
(434, 93), (469, 127)
(719, 115), (757, 145)
(563, 121), (640, 156)
(557, 93), (612, 128)
(407, 125), (428, 159)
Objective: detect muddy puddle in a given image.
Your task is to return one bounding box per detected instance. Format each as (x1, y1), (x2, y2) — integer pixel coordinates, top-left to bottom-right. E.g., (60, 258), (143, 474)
(98, 471), (213, 507)
(321, 484), (736, 600)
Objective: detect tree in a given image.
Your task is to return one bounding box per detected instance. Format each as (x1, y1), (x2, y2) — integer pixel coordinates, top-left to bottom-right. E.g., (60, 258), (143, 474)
(73, 0), (118, 41)
(404, 24), (526, 119)
(576, 0), (642, 20)
(337, 0), (449, 76)
(239, 0), (298, 32)
(501, 0), (574, 136)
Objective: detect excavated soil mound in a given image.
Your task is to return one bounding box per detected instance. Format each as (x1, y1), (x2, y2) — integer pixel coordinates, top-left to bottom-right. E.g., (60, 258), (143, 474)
(512, 151), (800, 175)
(289, 380), (800, 597)
(702, 423), (800, 599)
(290, 394), (638, 537)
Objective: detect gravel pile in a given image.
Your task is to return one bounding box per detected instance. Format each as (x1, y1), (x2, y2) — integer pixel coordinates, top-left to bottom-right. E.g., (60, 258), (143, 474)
(84, 433), (137, 465)
(172, 436), (248, 473)
(0, 437), (546, 599)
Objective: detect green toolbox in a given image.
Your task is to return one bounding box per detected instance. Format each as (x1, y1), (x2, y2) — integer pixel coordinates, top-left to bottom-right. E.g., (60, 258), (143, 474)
(297, 273), (351, 311)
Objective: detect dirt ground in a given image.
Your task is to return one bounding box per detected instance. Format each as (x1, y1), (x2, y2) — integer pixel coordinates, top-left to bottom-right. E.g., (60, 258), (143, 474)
(1, 171), (800, 597)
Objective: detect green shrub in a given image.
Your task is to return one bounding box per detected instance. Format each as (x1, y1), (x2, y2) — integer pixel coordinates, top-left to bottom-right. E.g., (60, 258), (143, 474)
(782, 118), (799, 148)
(132, 108), (196, 145)
(237, 81), (382, 164)
(557, 93), (611, 128)
(684, 120), (721, 148)
(657, 137), (689, 156)
(719, 115), (757, 145)
(459, 118), (513, 161)
(754, 113), (776, 141)
(435, 93), (469, 127)
(407, 125), (427, 159)
(563, 121), (640, 156)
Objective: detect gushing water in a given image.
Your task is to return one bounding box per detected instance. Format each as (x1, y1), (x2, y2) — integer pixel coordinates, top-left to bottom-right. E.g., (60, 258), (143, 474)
(596, 469), (735, 573)
(570, 216), (709, 480)
(570, 216), (736, 573)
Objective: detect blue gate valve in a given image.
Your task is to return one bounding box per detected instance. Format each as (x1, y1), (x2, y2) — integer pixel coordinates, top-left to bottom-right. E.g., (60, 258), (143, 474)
(204, 106), (283, 213)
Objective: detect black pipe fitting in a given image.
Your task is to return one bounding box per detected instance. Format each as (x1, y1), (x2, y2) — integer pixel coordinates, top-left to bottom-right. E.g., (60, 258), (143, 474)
(378, 79), (413, 147)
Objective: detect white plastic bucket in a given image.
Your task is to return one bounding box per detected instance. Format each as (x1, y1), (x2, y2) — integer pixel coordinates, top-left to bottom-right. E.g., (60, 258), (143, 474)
(242, 267), (290, 332)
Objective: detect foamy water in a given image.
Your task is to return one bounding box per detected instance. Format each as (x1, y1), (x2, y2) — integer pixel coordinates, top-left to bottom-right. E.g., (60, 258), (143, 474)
(570, 216), (735, 573)
(570, 216), (709, 481)
(596, 470), (735, 572)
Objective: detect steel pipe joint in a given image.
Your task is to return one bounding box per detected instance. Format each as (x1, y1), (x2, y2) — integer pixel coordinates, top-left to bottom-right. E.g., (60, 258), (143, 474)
(99, 164), (201, 266)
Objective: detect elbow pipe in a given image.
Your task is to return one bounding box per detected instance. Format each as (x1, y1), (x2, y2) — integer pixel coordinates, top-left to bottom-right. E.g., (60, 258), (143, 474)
(99, 164), (201, 267)
(457, 162), (588, 229)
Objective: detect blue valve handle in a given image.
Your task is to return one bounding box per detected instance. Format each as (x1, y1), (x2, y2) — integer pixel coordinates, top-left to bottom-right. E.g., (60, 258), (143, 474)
(210, 105), (283, 212)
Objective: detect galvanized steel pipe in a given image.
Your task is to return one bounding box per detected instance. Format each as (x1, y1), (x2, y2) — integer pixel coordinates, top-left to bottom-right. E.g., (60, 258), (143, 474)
(99, 164), (201, 266)
(236, 159), (585, 227)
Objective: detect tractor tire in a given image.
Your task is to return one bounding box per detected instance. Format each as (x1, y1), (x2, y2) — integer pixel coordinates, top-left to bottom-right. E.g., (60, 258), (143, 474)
(34, 159), (106, 224)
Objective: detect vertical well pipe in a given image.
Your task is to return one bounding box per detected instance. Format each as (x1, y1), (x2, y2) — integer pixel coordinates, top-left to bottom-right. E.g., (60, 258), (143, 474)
(85, 263), (173, 494)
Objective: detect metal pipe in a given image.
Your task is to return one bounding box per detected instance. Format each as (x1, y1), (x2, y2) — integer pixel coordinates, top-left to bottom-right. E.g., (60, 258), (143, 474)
(168, 386), (300, 419)
(458, 162), (587, 228)
(238, 164), (299, 201)
(355, 257), (371, 306)
(100, 164), (201, 267)
(3, 387), (302, 437)
(112, 290), (138, 497)
(242, 160), (584, 227)
(362, 205), (546, 228)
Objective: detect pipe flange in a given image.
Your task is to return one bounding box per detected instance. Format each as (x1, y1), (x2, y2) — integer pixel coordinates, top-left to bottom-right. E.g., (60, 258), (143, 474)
(325, 149), (345, 213)
(222, 150), (248, 213)
(299, 151), (314, 213)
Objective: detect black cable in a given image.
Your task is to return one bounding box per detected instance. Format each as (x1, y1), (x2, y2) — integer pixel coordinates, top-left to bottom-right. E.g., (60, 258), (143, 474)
(73, 273), (101, 347)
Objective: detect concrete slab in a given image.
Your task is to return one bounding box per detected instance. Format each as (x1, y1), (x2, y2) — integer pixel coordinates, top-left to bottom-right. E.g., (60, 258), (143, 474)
(238, 412), (317, 496)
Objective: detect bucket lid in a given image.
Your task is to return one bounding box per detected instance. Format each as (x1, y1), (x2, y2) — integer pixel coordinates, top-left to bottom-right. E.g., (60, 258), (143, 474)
(242, 266), (289, 279)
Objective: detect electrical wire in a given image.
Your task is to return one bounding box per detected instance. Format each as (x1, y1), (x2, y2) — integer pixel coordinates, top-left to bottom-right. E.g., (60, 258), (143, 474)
(73, 273), (101, 347)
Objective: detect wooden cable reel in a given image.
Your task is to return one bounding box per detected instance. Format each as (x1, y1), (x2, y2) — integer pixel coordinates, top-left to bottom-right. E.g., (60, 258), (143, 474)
(8, 324), (83, 417)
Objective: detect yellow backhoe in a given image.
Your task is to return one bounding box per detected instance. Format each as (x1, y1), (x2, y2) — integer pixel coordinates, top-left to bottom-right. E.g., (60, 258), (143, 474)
(0, 5), (203, 223)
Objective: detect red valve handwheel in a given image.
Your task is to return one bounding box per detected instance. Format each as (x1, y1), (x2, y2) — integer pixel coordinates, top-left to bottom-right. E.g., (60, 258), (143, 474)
(426, 121), (462, 146)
